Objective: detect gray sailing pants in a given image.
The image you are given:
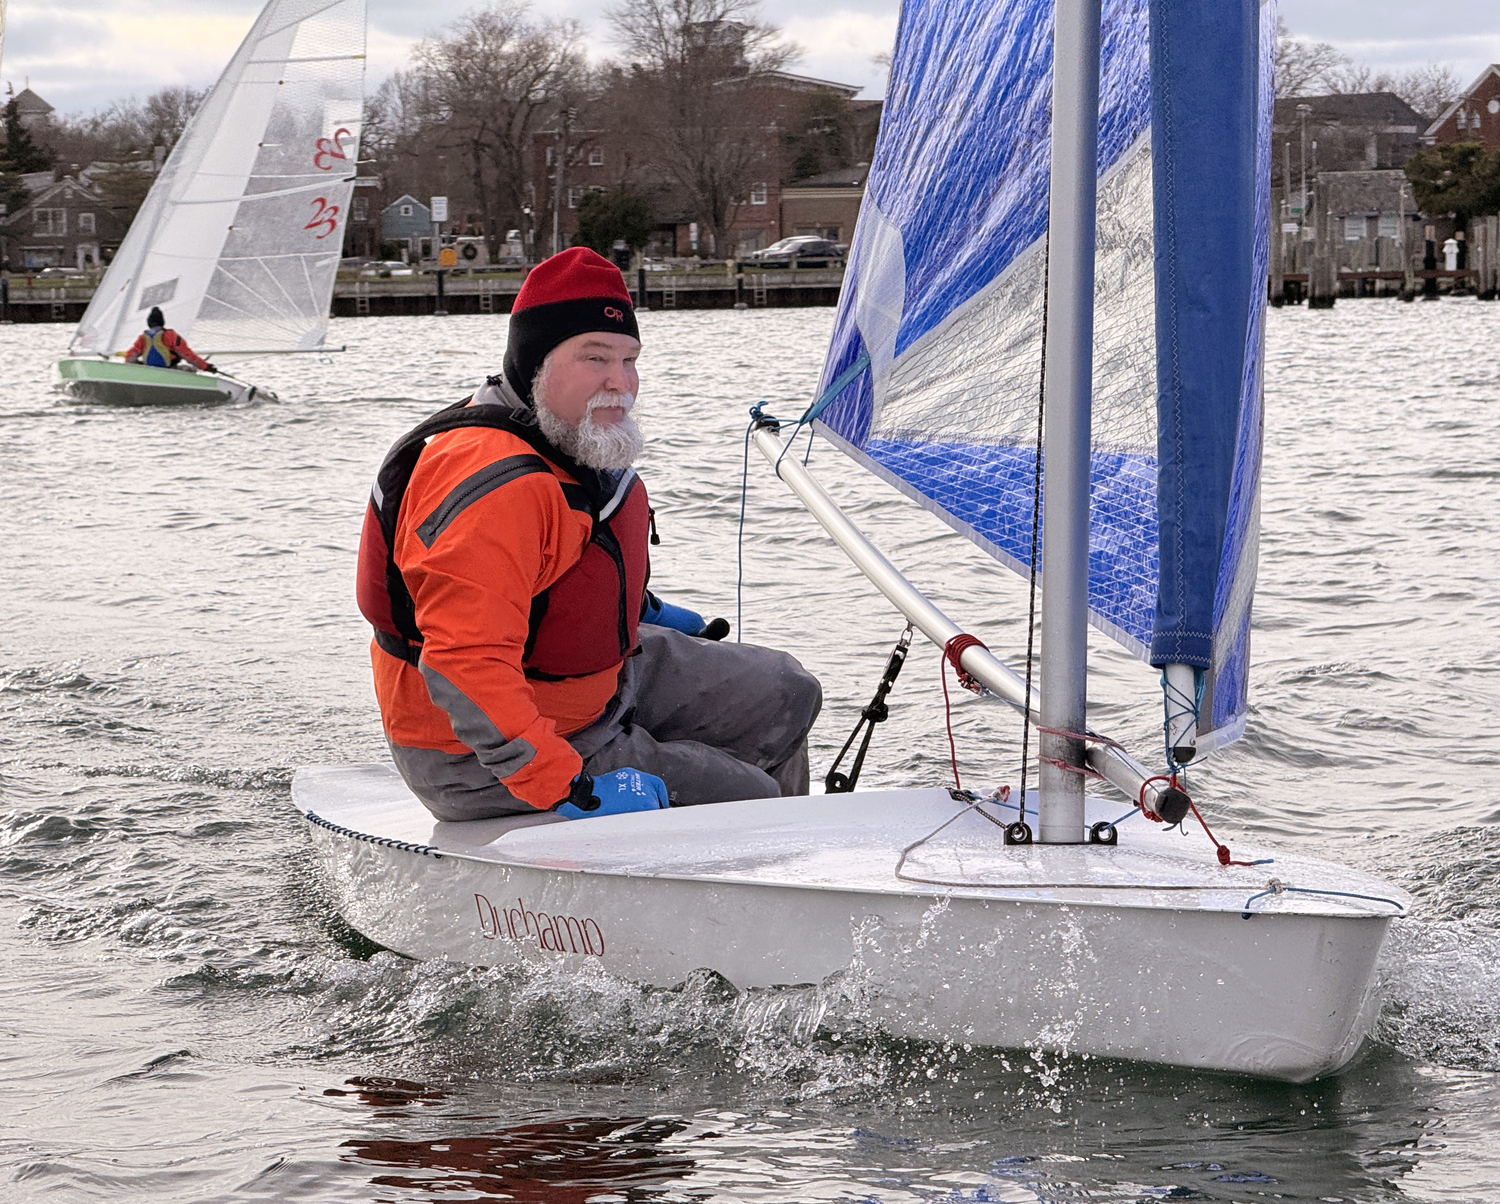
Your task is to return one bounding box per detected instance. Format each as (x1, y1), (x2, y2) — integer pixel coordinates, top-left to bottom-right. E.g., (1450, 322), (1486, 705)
(390, 625), (822, 822)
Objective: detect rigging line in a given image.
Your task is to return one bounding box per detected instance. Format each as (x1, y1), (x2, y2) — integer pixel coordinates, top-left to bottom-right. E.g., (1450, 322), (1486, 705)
(824, 623), (913, 793)
(1161, 666), (1204, 772)
(1242, 883), (1406, 915)
(736, 416), (756, 641)
(1018, 232), (1051, 824)
(773, 349), (872, 477)
(939, 633), (989, 790)
(894, 791), (1011, 885)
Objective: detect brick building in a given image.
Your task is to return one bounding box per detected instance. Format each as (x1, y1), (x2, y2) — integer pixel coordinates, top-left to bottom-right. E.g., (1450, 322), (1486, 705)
(534, 68), (865, 259)
(1425, 65), (1500, 150)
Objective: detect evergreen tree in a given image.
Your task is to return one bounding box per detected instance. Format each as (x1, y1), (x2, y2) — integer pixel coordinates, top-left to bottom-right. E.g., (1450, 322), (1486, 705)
(0, 99), (55, 175)
(575, 186), (655, 257)
(1405, 142), (1500, 227)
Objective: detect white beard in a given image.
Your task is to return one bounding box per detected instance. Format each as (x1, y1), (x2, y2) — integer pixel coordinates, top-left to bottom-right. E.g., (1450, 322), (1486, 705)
(536, 388), (644, 471)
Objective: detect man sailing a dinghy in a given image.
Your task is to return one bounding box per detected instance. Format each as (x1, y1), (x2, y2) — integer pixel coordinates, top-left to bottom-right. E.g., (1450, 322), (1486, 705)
(124, 307), (217, 373)
(358, 247), (822, 823)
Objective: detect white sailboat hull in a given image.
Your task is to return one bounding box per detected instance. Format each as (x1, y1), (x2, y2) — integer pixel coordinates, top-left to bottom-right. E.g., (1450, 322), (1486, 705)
(296, 764), (1404, 1082)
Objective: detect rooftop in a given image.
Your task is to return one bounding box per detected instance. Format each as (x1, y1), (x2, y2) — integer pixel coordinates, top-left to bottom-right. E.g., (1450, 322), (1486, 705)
(786, 164), (869, 188)
(12, 87), (54, 117)
(1272, 92), (1425, 131)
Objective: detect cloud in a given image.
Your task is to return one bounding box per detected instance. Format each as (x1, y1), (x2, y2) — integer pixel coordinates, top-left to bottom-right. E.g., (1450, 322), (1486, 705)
(6, 0), (262, 112)
(8, 0), (1493, 117)
(1280, 0), (1500, 84)
(779, 8), (898, 96)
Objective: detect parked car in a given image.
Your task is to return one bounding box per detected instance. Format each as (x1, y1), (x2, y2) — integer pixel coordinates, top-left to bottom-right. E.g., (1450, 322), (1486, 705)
(742, 237), (845, 268)
(358, 260), (415, 278)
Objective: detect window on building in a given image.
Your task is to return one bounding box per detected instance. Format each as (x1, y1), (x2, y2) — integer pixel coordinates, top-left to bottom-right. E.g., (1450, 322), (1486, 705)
(78, 212), (96, 234)
(352, 197), (368, 221)
(399, 203), (413, 216)
(1344, 215), (1367, 241)
(588, 148), (604, 166)
(568, 186), (581, 208)
(546, 146), (554, 166)
(1377, 211), (1400, 239)
(36, 209), (66, 235)
(749, 182), (768, 206)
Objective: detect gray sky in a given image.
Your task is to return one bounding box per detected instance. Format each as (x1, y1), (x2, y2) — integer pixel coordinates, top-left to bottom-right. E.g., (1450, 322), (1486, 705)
(7, 0), (1499, 119)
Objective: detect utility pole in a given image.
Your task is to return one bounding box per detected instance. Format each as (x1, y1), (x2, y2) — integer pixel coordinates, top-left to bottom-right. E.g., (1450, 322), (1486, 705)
(551, 107), (575, 258)
(1297, 102), (1311, 231)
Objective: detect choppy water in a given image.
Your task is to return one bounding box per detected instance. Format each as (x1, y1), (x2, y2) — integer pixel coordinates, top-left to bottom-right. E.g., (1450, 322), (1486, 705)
(3, 299), (1500, 1202)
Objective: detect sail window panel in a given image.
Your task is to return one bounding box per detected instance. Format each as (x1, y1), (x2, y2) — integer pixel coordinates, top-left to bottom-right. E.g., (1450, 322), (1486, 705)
(861, 138), (1161, 653)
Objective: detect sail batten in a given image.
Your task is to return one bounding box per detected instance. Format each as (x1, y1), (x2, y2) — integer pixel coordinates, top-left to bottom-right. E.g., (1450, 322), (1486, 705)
(72, 0), (366, 358)
(815, 0), (1271, 754)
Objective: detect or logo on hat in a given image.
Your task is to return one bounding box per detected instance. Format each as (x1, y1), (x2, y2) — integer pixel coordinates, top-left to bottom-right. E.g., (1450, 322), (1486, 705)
(603, 306), (624, 322)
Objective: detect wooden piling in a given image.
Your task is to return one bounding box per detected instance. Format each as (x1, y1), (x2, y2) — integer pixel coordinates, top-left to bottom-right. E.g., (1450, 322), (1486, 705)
(1308, 191), (1335, 309)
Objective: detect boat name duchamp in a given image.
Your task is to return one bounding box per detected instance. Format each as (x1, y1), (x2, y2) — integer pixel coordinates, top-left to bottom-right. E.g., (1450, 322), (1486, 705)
(473, 893), (605, 956)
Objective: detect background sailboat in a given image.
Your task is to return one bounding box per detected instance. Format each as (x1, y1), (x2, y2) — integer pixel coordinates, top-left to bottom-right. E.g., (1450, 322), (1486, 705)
(295, 0), (1409, 1079)
(57, 0), (366, 405)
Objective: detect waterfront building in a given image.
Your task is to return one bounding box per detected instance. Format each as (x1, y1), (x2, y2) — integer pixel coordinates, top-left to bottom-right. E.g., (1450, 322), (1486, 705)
(1425, 64), (1500, 151)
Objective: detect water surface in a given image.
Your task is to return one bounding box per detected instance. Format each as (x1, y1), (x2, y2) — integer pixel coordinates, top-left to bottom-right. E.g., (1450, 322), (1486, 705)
(4, 299), (1500, 1201)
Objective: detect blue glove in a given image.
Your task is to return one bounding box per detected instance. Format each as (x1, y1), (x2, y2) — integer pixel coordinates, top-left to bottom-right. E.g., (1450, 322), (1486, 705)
(553, 768), (670, 819)
(641, 591), (730, 640)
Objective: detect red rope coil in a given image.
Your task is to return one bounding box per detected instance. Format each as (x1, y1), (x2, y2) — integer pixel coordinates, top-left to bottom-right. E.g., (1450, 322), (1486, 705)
(939, 633), (988, 788)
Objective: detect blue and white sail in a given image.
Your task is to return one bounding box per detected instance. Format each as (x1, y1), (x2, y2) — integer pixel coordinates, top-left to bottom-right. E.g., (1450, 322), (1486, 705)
(814, 0), (1272, 753)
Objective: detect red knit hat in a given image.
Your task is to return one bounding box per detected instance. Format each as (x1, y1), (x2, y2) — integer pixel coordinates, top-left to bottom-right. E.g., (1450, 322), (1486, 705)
(504, 247), (639, 404)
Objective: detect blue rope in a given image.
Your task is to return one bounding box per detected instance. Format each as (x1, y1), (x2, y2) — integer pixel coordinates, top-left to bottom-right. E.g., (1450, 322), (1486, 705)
(774, 350), (871, 476)
(1241, 884), (1406, 915)
(740, 353), (864, 632)
(735, 412), (764, 641)
(802, 350), (870, 427)
(1161, 666), (1206, 773)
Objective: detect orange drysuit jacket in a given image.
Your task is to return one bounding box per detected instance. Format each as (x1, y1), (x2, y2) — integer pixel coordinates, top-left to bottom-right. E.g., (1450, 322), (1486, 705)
(372, 424), (623, 809)
(124, 328), (212, 371)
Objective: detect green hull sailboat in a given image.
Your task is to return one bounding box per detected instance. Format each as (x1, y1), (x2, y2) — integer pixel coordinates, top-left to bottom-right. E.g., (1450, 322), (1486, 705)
(57, 0), (366, 405)
(55, 357), (257, 406)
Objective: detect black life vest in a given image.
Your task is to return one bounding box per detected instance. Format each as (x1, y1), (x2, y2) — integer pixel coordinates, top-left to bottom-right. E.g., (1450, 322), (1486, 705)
(356, 398), (650, 681)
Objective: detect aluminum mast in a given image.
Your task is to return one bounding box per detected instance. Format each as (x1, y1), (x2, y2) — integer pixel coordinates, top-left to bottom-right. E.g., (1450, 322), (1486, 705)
(1037, 0), (1102, 844)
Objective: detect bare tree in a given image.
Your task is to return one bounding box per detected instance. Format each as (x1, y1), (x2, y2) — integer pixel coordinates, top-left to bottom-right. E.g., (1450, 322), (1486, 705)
(1275, 19), (1462, 120)
(46, 85), (208, 172)
(1274, 17), (1347, 97)
(605, 0), (798, 256)
(1389, 63), (1462, 120)
(413, 2), (583, 261)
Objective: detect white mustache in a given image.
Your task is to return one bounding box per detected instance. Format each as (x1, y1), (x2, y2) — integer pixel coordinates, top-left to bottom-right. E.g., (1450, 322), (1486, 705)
(585, 391), (635, 416)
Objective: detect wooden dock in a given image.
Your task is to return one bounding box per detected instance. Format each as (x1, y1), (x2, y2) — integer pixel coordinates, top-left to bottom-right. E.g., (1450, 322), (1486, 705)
(330, 267), (844, 317)
(1272, 213), (1500, 306)
(0, 266), (844, 324)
